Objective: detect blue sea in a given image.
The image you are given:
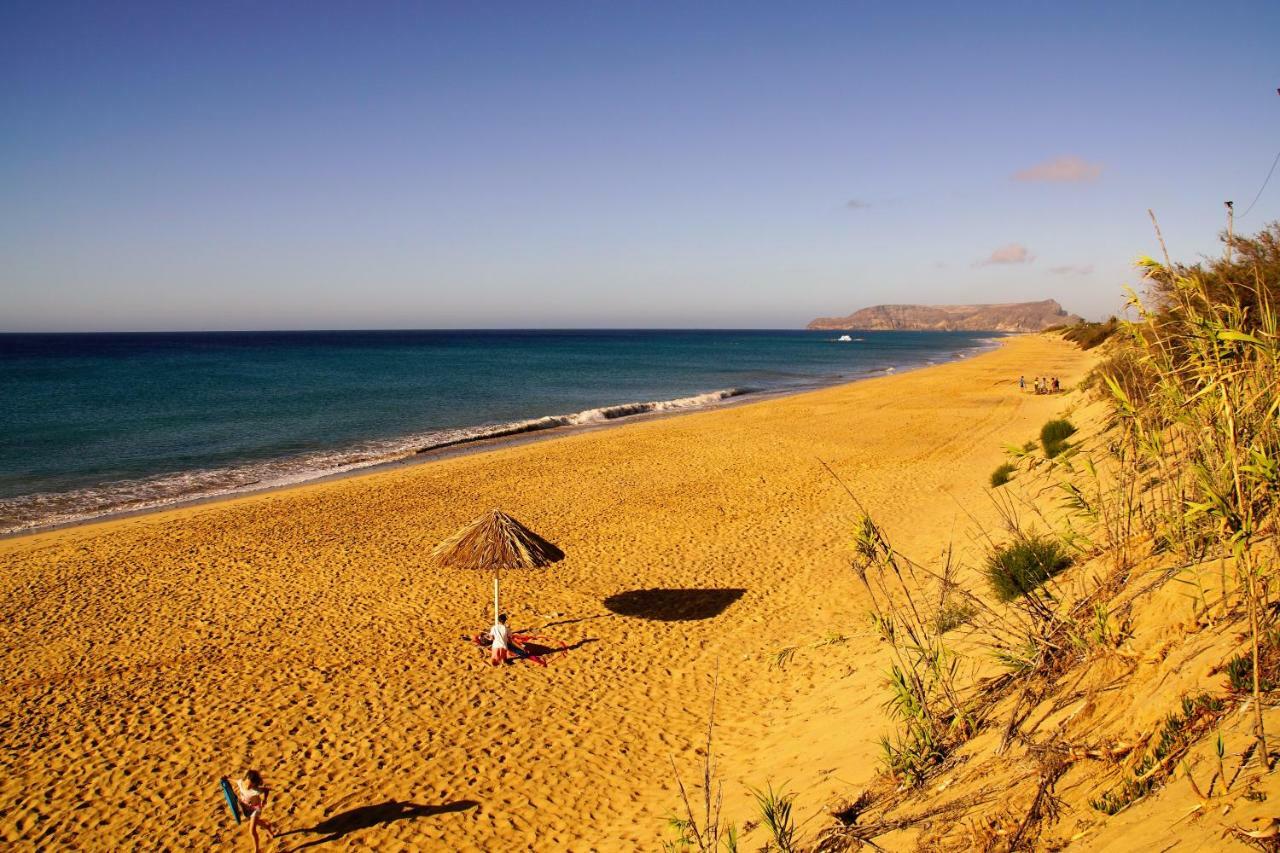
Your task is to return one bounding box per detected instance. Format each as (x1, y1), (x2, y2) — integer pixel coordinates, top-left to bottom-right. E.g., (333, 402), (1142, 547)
(0, 329), (999, 534)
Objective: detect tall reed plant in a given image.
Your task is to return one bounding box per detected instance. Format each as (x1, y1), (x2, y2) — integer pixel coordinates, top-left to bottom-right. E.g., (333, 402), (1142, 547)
(1098, 217), (1280, 766)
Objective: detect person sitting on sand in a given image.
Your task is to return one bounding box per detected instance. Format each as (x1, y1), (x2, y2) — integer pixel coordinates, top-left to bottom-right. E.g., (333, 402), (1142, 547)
(235, 770), (277, 853)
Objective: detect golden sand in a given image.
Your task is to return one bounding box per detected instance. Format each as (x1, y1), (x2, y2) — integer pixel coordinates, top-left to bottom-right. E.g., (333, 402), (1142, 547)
(0, 335), (1092, 851)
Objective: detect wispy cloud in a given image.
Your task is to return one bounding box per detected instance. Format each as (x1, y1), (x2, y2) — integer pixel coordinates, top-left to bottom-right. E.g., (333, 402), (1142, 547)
(974, 243), (1034, 267)
(1049, 264), (1094, 275)
(1013, 155), (1103, 183)
(845, 199), (873, 210)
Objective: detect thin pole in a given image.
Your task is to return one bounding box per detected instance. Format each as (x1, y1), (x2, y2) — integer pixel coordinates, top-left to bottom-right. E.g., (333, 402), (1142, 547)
(493, 574), (500, 623)
(1225, 200), (1235, 264)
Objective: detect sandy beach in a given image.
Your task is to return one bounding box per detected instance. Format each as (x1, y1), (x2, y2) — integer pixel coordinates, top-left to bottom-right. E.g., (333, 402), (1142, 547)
(0, 334), (1092, 851)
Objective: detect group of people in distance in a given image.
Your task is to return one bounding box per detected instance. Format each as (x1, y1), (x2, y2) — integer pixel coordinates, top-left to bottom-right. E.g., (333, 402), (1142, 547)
(1019, 375), (1060, 394)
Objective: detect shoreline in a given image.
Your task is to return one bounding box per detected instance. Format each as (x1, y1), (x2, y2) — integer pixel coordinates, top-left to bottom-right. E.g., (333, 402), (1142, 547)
(0, 331), (1091, 850)
(1, 335), (1005, 541)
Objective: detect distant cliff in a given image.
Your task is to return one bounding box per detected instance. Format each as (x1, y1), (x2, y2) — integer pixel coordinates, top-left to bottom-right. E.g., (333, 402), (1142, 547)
(807, 299), (1081, 332)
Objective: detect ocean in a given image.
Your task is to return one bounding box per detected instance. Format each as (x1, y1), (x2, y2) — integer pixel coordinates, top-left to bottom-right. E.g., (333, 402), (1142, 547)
(0, 329), (999, 534)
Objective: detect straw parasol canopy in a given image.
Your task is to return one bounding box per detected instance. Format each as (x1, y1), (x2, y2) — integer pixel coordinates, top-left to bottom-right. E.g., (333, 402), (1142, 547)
(433, 509), (563, 621)
(431, 508), (564, 571)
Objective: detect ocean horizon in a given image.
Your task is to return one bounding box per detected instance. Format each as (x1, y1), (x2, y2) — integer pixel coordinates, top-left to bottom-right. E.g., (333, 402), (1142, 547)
(0, 328), (1001, 534)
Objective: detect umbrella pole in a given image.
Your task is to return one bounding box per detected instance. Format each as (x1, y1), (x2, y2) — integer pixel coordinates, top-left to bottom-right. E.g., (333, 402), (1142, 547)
(493, 573), (500, 624)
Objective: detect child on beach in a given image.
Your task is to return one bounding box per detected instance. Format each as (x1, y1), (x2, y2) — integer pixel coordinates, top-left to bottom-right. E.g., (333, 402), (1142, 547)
(235, 770), (277, 852)
(470, 614), (536, 666)
(488, 613), (520, 665)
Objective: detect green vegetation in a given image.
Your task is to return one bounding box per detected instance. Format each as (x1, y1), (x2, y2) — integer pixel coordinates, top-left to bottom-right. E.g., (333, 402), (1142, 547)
(1143, 221), (1280, 328)
(1089, 694), (1225, 815)
(853, 513), (973, 785)
(1223, 628), (1280, 694)
(934, 598), (976, 634)
(663, 677), (728, 852)
(989, 462), (1016, 487)
(984, 536), (1072, 602)
(1099, 219), (1280, 765)
(770, 646), (798, 669)
(1224, 654), (1272, 694)
(730, 221), (1280, 849)
(749, 783), (797, 852)
(1040, 418), (1076, 458)
(1062, 317), (1119, 350)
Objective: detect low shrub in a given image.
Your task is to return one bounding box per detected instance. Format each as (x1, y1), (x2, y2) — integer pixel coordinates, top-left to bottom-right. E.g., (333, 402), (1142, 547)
(1040, 418), (1077, 458)
(935, 599), (977, 634)
(984, 537), (1072, 601)
(990, 462), (1016, 488)
(1062, 317), (1119, 350)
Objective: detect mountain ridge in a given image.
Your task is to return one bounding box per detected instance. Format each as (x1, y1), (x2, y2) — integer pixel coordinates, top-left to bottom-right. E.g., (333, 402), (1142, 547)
(807, 299), (1081, 332)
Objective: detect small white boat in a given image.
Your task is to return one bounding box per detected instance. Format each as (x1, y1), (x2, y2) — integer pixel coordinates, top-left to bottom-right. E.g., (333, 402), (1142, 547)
(837, 334), (852, 342)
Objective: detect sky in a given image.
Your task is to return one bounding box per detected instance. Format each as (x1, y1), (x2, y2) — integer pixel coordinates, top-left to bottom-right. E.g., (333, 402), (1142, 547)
(2, 1), (1279, 331)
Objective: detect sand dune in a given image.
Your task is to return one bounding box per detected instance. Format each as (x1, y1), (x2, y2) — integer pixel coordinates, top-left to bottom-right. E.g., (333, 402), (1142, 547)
(0, 335), (1091, 850)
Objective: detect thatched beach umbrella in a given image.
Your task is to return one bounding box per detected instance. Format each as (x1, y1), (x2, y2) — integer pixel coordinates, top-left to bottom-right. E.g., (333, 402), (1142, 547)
(431, 508), (564, 620)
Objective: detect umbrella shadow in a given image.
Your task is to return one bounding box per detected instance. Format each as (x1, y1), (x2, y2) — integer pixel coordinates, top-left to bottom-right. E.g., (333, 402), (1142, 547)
(281, 799), (478, 849)
(516, 637), (599, 658)
(603, 588), (746, 621)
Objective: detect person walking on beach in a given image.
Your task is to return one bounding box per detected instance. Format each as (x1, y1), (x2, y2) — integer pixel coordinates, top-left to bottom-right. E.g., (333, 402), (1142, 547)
(235, 770), (277, 853)
(1019, 375), (1025, 390)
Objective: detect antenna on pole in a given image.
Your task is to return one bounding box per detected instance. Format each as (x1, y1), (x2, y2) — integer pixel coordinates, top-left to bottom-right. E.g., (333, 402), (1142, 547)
(1225, 200), (1235, 264)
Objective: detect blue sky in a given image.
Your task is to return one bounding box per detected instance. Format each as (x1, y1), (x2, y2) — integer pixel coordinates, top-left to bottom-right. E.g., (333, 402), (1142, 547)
(3, 1), (1278, 331)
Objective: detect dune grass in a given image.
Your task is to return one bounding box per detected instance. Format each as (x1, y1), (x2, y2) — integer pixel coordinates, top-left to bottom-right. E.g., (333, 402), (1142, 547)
(750, 783), (797, 853)
(984, 537), (1072, 602)
(815, 220), (1280, 849)
(1040, 419), (1076, 458)
(1062, 317), (1119, 350)
(990, 462), (1016, 487)
(935, 598), (977, 634)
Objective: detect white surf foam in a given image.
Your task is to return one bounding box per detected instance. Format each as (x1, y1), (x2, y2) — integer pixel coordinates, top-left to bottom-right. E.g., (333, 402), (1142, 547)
(0, 387), (751, 535)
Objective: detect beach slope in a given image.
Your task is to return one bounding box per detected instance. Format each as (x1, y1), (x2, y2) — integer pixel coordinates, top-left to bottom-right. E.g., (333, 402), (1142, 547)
(0, 335), (1091, 850)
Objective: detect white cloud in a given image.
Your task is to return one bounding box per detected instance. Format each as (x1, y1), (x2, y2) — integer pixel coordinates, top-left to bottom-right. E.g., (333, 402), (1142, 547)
(1049, 264), (1094, 275)
(974, 243), (1034, 267)
(1013, 155), (1103, 183)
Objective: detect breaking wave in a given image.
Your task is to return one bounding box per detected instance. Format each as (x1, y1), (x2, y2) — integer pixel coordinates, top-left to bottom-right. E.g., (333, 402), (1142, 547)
(0, 388), (750, 535)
